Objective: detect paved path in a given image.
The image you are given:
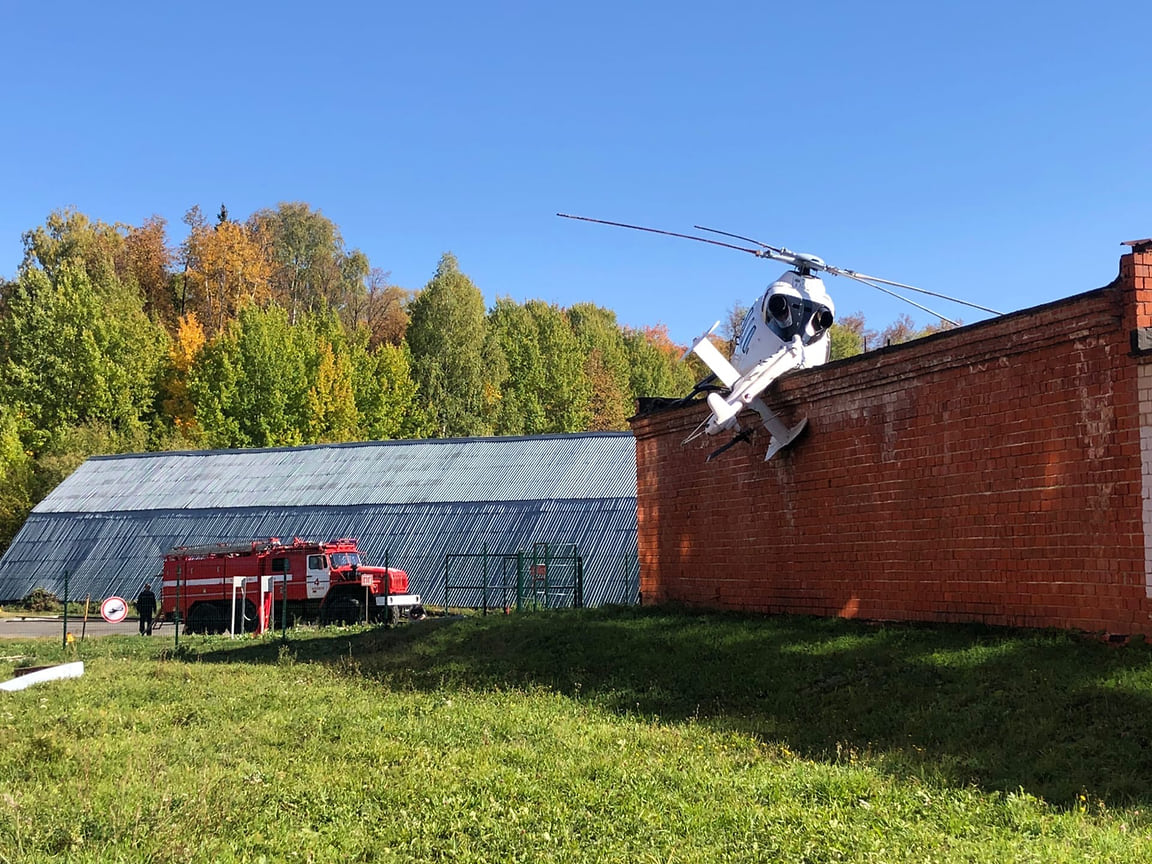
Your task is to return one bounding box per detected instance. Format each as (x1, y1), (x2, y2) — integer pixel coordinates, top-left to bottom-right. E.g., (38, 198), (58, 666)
(0, 617), (165, 639)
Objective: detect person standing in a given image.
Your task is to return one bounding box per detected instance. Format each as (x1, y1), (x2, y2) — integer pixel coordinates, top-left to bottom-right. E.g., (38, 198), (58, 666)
(136, 583), (157, 636)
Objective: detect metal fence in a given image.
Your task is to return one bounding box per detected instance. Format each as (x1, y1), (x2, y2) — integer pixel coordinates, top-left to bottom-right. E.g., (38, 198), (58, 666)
(444, 543), (638, 613)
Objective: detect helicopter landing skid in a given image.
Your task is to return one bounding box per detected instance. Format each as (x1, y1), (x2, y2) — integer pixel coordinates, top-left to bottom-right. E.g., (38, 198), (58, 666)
(706, 429), (753, 462)
(763, 417), (808, 461)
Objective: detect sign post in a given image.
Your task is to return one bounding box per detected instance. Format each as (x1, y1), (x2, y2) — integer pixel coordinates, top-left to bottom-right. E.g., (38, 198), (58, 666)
(174, 563), (181, 650)
(361, 572), (372, 625)
(231, 576), (244, 638)
(62, 569), (70, 649)
(281, 565), (288, 643)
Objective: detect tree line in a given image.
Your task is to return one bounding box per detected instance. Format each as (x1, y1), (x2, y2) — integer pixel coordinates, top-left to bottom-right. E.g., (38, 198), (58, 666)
(0, 204), (705, 552)
(0, 202), (933, 554)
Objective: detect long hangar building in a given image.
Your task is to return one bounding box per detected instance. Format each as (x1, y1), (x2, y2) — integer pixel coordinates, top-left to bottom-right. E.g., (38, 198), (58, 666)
(0, 432), (639, 609)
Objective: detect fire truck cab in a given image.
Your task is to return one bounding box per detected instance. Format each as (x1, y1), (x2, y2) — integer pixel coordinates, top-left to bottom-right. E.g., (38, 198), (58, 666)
(160, 537), (422, 634)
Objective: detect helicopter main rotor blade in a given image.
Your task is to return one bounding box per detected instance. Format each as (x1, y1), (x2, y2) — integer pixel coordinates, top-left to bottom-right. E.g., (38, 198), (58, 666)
(841, 273), (958, 326)
(825, 266), (1003, 315)
(557, 213), (768, 259)
(693, 225), (789, 258)
(695, 224), (1001, 316)
(560, 212), (998, 322)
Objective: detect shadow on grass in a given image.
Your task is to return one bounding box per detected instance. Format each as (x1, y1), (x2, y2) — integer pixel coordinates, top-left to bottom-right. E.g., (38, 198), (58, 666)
(190, 605), (1152, 806)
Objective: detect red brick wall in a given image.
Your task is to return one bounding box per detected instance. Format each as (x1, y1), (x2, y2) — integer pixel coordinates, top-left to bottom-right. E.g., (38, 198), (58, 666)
(631, 247), (1152, 635)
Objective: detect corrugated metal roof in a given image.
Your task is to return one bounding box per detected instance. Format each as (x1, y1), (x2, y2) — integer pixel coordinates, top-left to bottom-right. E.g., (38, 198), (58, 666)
(0, 501), (637, 608)
(0, 433), (638, 608)
(37, 432), (636, 513)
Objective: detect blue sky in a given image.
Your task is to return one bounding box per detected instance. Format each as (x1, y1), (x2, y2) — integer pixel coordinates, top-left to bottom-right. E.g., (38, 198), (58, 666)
(2, 0), (1148, 344)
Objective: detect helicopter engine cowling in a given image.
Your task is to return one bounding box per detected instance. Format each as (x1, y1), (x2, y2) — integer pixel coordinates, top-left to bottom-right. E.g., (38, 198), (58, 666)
(766, 292), (792, 326)
(731, 270), (835, 375)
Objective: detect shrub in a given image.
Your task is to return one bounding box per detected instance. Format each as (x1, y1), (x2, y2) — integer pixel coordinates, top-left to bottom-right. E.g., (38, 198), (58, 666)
(21, 586), (60, 612)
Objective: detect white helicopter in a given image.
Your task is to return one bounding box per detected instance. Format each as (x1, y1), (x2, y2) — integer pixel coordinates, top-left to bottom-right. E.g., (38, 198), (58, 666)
(559, 213), (1003, 461)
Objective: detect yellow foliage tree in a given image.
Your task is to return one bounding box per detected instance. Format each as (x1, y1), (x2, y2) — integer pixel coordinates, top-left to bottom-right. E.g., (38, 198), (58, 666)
(162, 313), (207, 435)
(182, 214), (273, 335)
(306, 342), (359, 443)
(122, 215), (175, 326)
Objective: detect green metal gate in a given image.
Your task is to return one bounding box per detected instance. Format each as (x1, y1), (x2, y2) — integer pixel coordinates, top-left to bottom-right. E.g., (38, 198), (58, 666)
(443, 543), (584, 614)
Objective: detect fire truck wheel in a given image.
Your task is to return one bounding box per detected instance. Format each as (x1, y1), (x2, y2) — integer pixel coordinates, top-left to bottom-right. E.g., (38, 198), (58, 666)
(325, 595), (361, 626)
(186, 603), (224, 635)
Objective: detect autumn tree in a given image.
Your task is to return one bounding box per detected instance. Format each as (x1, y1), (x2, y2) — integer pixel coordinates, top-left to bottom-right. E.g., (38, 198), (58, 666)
(122, 215), (177, 325)
(876, 313), (956, 347)
(718, 302), (751, 358)
(159, 313), (207, 439)
(180, 205), (273, 335)
(343, 267), (411, 348)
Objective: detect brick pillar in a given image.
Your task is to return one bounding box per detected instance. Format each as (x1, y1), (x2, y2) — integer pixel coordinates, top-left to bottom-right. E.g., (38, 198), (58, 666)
(1124, 241), (1152, 602)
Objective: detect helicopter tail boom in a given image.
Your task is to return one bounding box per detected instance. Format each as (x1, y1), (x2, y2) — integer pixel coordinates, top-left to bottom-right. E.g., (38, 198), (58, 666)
(705, 336), (805, 433)
(682, 322), (740, 388)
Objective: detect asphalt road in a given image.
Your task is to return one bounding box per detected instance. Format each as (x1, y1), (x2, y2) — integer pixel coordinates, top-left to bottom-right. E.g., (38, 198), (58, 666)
(0, 616), (164, 639)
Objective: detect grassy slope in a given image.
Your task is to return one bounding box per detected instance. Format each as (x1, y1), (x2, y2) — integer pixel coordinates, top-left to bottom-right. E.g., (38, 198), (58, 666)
(2, 607), (1151, 862)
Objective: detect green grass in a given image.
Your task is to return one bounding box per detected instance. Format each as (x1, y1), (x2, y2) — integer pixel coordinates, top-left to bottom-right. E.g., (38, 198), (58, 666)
(2, 607), (1152, 862)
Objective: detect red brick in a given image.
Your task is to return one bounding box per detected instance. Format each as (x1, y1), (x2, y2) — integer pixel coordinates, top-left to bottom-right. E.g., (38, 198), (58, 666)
(631, 251), (1152, 635)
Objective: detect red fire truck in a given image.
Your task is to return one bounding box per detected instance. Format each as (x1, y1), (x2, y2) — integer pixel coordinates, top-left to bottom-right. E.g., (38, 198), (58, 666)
(159, 538), (422, 634)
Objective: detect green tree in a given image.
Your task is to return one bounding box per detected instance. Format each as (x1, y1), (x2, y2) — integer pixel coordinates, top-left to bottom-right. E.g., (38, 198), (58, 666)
(298, 311), (359, 444)
(568, 303), (633, 430)
(622, 324), (697, 401)
(351, 339), (426, 440)
(488, 298), (546, 435)
(828, 312), (874, 361)
(249, 202), (368, 324)
(406, 253), (502, 437)
(187, 305), (309, 448)
(527, 300), (590, 432)
(19, 208), (125, 286)
(0, 210), (170, 550)
(0, 406), (32, 555)
(0, 262), (169, 453)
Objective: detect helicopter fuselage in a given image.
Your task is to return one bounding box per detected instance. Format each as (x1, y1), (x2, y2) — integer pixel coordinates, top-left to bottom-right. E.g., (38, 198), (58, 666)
(731, 269), (835, 374)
